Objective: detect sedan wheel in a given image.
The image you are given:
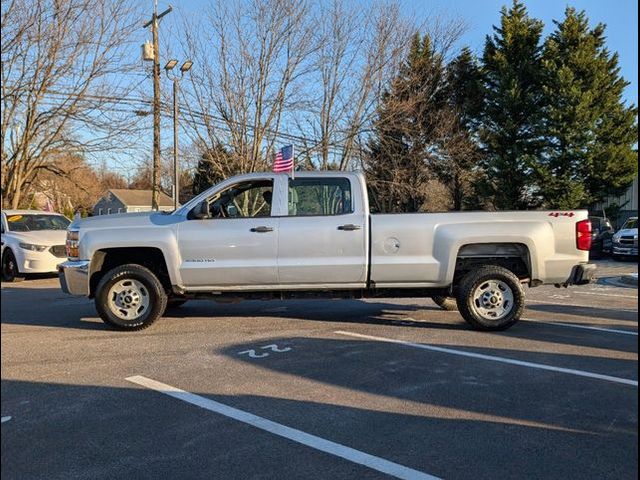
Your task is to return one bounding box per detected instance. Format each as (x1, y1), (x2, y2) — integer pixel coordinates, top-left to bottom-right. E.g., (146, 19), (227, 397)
(1, 250), (25, 282)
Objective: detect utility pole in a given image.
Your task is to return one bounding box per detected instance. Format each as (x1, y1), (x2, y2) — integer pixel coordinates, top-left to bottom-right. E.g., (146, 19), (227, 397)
(143, 2), (172, 211)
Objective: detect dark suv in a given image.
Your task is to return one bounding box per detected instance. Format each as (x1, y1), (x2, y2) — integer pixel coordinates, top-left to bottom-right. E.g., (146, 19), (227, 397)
(588, 216), (615, 259)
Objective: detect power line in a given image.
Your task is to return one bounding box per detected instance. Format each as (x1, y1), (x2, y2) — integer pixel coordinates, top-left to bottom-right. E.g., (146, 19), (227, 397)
(7, 85), (367, 161)
(27, 87), (357, 154)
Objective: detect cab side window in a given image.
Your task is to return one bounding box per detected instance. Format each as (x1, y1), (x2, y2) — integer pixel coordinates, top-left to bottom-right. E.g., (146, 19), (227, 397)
(288, 178), (352, 216)
(207, 179), (274, 218)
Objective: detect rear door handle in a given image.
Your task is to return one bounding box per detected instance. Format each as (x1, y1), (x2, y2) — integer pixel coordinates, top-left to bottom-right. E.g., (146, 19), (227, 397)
(251, 226), (274, 233)
(337, 224), (361, 231)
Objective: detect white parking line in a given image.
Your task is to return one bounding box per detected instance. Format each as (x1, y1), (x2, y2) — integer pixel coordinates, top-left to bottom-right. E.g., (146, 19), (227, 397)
(526, 299), (637, 312)
(574, 291), (638, 299)
(1, 416), (11, 423)
(334, 331), (638, 387)
(126, 375), (440, 480)
(523, 318), (638, 336)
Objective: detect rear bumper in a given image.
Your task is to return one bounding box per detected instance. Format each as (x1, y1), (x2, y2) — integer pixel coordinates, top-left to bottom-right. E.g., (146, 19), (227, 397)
(58, 260), (90, 296)
(565, 263), (596, 286)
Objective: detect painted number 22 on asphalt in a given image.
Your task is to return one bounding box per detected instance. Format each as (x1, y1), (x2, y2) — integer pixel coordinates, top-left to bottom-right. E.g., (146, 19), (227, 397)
(238, 344), (292, 359)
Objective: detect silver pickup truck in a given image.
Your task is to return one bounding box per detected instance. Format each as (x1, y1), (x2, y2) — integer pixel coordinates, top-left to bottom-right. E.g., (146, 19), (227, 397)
(59, 171), (595, 331)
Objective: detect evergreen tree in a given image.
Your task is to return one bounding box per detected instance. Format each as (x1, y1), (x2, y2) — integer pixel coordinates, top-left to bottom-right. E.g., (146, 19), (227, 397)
(480, 0), (544, 209)
(192, 144), (233, 195)
(365, 33), (451, 212)
(447, 47), (484, 130)
(539, 8), (638, 208)
(439, 47), (485, 210)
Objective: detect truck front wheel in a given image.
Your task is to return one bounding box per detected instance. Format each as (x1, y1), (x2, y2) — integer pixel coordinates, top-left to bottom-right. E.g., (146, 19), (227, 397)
(456, 265), (524, 331)
(95, 264), (167, 330)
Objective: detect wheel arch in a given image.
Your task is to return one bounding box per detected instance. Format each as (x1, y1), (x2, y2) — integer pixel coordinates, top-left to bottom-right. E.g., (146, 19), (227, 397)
(89, 247), (171, 298)
(448, 242), (533, 289)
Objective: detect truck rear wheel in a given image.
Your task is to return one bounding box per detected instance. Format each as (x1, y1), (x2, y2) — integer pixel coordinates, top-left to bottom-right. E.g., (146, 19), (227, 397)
(432, 296), (458, 311)
(95, 264), (167, 331)
(456, 265), (524, 331)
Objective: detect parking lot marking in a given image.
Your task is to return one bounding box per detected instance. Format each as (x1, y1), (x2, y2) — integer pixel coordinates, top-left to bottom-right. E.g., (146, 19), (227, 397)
(1, 416), (11, 423)
(526, 299), (637, 312)
(574, 291), (638, 299)
(334, 331), (638, 387)
(126, 375), (440, 480)
(523, 319), (638, 336)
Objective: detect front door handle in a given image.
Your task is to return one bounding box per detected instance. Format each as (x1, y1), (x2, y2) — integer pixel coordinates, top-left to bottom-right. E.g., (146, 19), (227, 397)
(251, 226), (274, 233)
(337, 224), (362, 231)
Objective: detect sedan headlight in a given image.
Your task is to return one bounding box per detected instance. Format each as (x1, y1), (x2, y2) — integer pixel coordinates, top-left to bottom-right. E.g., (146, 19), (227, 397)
(19, 242), (48, 252)
(66, 229), (80, 259)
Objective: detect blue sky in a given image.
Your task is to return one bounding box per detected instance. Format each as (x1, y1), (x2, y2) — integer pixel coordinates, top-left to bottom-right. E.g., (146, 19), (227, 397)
(127, 0), (637, 177)
(169, 0), (638, 104)
(398, 0), (638, 105)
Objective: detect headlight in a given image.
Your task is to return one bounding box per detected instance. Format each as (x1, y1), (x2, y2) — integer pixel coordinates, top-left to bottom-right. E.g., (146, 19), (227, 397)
(66, 230), (80, 259)
(19, 242), (48, 252)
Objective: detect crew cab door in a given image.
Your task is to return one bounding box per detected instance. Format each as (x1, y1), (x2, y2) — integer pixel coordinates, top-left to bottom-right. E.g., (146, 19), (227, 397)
(277, 176), (367, 287)
(177, 177), (279, 288)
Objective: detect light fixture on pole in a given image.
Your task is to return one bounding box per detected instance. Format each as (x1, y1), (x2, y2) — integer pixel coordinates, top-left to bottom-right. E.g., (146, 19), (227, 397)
(165, 59), (193, 210)
(180, 60), (193, 73)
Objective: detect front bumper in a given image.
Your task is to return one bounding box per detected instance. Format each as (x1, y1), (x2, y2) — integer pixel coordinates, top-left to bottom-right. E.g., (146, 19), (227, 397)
(565, 263), (596, 286)
(612, 245), (638, 256)
(58, 260), (90, 296)
(16, 249), (66, 274)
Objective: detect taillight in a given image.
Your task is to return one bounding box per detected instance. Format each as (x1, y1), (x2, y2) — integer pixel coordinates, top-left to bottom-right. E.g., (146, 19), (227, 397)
(576, 219), (592, 251)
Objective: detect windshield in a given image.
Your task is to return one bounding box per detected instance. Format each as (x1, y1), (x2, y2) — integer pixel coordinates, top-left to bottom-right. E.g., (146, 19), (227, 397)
(5, 214), (70, 232)
(622, 218), (638, 230)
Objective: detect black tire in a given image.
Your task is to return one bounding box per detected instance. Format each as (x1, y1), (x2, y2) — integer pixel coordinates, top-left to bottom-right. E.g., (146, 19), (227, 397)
(589, 243), (603, 260)
(432, 296), (458, 311)
(456, 265), (525, 331)
(95, 264), (167, 331)
(1, 250), (25, 283)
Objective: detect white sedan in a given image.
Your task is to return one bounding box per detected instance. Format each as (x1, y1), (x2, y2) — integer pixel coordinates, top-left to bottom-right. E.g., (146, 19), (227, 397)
(1, 210), (70, 282)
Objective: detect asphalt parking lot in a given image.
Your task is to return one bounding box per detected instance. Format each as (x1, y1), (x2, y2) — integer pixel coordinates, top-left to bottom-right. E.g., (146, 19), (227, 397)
(1, 260), (638, 479)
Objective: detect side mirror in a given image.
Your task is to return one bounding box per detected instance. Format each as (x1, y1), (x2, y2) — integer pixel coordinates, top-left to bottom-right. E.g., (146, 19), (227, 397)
(192, 201), (211, 219)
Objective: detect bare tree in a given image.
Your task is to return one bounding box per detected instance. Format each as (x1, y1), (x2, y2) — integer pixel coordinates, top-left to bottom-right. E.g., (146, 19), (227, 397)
(32, 154), (102, 214)
(1, 0), (140, 208)
(295, 0), (410, 170)
(179, 0), (315, 180)
(364, 19), (468, 213)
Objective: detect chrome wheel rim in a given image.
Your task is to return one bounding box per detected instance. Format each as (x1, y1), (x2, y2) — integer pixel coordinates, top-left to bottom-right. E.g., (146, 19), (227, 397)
(107, 279), (150, 321)
(471, 280), (514, 321)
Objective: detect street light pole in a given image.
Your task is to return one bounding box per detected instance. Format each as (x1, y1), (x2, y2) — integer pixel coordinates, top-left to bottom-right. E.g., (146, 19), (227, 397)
(172, 77), (179, 210)
(164, 59), (192, 210)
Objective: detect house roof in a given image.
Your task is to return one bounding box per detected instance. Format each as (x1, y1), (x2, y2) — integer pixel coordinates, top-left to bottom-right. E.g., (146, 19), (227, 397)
(103, 189), (174, 207)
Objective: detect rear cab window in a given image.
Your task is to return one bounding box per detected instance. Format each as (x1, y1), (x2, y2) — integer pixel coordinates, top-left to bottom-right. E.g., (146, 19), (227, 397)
(288, 178), (352, 216)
